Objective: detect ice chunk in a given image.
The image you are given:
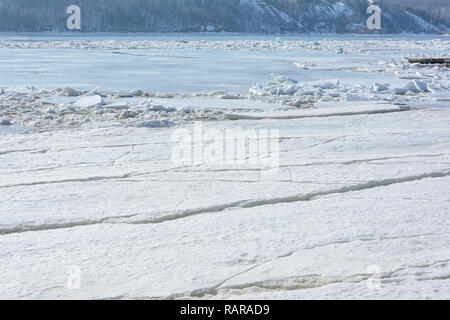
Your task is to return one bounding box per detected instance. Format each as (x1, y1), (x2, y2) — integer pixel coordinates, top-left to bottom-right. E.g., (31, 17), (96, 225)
(116, 91), (134, 98)
(426, 83), (445, 94)
(401, 80), (430, 94)
(0, 118), (11, 125)
(345, 93), (368, 101)
(392, 88), (407, 95)
(294, 62), (316, 70)
(119, 110), (137, 119)
(207, 91), (227, 97)
(300, 88), (316, 96)
(73, 95), (104, 108)
(271, 73), (297, 84)
(62, 87), (81, 97)
(148, 105), (176, 112)
(403, 81), (420, 93)
(180, 107), (195, 113)
(291, 96), (303, 107)
(395, 72), (422, 80)
(136, 120), (174, 128)
(132, 90), (144, 96)
(413, 80), (429, 93)
(217, 93), (241, 99)
(373, 83), (389, 93)
(431, 93), (450, 102)
(282, 85), (298, 95)
(315, 80), (340, 89)
(104, 102), (129, 110)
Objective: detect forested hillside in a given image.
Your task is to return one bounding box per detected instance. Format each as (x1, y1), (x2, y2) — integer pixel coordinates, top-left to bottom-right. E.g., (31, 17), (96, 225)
(0, 0), (447, 33)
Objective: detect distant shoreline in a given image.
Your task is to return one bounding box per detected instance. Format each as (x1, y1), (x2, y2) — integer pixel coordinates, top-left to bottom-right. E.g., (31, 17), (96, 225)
(0, 32), (448, 38)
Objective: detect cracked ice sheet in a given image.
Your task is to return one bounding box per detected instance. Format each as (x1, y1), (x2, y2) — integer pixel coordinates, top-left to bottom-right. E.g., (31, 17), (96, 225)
(1, 107), (450, 231)
(0, 175), (449, 299)
(224, 103), (409, 120)
(0, 35), (449, 300)
(1, 105), (450, 230)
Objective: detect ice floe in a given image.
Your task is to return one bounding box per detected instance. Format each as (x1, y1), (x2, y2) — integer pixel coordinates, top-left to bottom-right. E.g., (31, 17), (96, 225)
(1, 36), (449, 300)
(1, 38), (449, 56)
(0, 117), (11, 125)
(249, 60), (449, 107)
(73, 95), (104, 108)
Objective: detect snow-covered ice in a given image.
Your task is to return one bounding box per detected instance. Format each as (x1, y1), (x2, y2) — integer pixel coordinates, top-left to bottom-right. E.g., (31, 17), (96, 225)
(0, 35), (449, 300)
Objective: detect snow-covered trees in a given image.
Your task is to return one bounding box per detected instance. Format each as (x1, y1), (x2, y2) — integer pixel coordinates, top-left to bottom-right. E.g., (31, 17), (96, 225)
(0, 0), (446, 33)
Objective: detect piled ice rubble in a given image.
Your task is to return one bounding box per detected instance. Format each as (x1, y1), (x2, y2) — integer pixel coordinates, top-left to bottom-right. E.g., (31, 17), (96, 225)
(363, 58), (450, 100)
(1, 55), (448, 129)
(249, 60), (450, 107)
(250, 74), (340, 106)
(295, 62), (317, 70)
(0, 118), (11, 125)
(1, 38), (449, 55)
(0, 88), (230, 129)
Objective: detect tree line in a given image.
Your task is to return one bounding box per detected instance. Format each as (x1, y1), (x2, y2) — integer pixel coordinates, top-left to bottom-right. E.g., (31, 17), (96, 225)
(0, 0), (446, 33)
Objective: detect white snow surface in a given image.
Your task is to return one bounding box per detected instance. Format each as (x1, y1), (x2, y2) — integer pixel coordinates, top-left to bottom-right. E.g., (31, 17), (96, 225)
(0, 35), (449, 300)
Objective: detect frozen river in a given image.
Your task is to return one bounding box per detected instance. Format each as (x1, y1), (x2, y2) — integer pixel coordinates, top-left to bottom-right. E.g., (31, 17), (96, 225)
(0, 34), (447, 93)
(0, 34), (449, 300)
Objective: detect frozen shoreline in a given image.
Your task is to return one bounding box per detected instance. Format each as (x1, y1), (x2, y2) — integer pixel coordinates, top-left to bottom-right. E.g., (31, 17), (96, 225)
(1, 57), (448, 130)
